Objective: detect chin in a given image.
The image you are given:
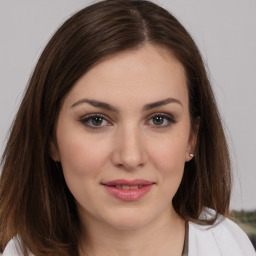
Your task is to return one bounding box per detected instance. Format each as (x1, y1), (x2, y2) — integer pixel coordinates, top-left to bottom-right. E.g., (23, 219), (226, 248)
(102, 208), (157, 231)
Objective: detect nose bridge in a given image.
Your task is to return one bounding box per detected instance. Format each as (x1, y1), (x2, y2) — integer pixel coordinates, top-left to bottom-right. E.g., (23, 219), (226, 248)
(112, 122), (147, 170)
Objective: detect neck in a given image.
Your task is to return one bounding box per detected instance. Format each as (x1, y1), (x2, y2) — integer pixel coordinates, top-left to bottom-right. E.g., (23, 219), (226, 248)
(78, 207), (185, 256)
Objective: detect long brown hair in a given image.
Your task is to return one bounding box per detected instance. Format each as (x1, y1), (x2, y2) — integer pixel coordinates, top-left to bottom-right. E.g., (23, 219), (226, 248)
(0, 0), (231, 255)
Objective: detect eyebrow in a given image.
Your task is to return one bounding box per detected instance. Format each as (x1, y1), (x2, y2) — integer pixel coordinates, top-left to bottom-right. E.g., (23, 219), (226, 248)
(71, 97), (182, 112)
(143, 98), (182, 111)
(71, 98), (118, 112)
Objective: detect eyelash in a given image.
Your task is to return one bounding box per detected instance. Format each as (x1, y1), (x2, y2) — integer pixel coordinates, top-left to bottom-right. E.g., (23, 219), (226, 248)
(147, 113), (176, 128)
(80, 113), (176, 130)
(80, 114), (110, 130)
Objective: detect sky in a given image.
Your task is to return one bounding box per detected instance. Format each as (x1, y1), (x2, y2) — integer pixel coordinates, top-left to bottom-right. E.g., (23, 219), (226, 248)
(0, 0), (255, 210)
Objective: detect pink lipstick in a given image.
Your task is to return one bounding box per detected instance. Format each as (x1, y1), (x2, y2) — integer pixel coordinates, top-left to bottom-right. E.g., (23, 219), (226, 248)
(101, 179), (155, 201)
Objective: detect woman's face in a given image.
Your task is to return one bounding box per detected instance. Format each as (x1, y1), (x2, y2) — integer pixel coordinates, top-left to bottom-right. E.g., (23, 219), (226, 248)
(51, 45), (196, 230)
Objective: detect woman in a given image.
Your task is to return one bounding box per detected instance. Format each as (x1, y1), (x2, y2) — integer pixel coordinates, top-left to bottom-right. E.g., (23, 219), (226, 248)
(0, 0), (255, 255)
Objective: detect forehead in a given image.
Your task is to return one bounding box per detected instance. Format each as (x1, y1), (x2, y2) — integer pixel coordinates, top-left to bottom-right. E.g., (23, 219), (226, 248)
(64, 44), (188, 108)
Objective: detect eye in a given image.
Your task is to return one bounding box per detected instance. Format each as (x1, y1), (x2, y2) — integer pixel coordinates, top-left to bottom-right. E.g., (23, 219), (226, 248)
(80, 114), (110, 129)
(147, 113), (176, 128)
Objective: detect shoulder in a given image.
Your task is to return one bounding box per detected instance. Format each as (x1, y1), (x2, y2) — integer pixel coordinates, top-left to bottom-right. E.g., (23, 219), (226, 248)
(188, 210), (255, 256)
(1, 237), (34, 256)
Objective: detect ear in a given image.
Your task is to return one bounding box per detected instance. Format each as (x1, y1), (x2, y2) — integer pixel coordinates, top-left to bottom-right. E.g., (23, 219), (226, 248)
(185, 117), (200, 162)
(49, 140), (60, 162)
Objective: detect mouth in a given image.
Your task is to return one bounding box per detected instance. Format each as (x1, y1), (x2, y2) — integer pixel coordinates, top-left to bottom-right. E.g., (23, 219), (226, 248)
(101, 179), (155, 201)
(106, 184), (144, 190)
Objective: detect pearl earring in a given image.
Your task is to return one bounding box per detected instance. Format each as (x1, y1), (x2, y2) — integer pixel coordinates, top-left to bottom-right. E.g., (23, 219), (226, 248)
(189, 153), (194, 158)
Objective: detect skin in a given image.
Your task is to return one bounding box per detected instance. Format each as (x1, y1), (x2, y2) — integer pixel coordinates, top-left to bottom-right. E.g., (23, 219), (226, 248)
(51, 44), (197, 256)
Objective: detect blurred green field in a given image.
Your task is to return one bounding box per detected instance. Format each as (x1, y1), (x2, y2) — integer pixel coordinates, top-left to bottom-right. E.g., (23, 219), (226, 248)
(231, 210), (256, 249)
(238, 222), (256, 234)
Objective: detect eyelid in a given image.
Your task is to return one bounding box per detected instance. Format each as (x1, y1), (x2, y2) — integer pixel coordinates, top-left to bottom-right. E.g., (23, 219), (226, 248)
(146, 112), (177, 127)
(79, 112), (176, 130)
(80, 113), (112, 129)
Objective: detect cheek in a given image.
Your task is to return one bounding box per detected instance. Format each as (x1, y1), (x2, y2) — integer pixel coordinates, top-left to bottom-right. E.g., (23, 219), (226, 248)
(148, 130), (189, 194)
(57, 132), (110, 178)
(154, 148), (185, 201)
(150, 134), (188, 171)
(56, 135), (111, 210)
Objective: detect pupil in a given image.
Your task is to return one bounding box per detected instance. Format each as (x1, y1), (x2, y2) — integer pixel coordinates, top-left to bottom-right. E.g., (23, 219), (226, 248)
(153, 116), (163, 125)
(92, 117), (103, 126)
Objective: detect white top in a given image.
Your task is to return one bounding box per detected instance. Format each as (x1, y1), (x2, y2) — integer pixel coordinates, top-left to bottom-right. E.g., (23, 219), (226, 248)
(189, 217), (255, 255)
(1, 218), (255, 255)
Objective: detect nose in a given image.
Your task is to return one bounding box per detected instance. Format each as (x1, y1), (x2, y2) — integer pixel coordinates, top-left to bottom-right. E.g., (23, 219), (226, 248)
(111, 125), (148, 171)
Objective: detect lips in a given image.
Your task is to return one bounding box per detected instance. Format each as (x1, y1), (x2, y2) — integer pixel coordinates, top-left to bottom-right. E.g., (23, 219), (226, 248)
(101, 179), (155, 201)
(110, 184), (142, 190)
